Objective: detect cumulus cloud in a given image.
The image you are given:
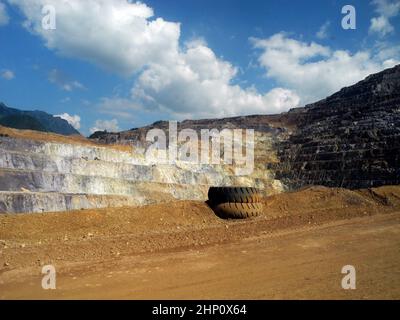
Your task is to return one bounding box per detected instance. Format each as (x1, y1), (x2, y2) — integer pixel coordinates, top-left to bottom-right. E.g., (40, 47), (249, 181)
(316, 21), (331, 39)
(10, 0), (400, 120)
(369, 0), (400, 37)
(54, 113), (81, 129)
(9, 0), (180, 75)
(90, 119), (120, 133)
(48, 69), (85, 91)
(252, 33), (399, 104)
(10, 0), (300, 118)
(1, 69), (14, 80)
(0, 2), (9, 26)
(370, 16), (394, 36)
(131, 41), (300, 118)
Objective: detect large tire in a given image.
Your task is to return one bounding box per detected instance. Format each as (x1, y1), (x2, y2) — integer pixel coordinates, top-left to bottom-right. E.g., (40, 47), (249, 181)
(212, 202), (263, 219)
(208, 187), (262, 204)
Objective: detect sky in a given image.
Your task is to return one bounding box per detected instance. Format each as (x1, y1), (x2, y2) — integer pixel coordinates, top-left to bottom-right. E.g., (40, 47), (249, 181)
(0, 0), (399, 135)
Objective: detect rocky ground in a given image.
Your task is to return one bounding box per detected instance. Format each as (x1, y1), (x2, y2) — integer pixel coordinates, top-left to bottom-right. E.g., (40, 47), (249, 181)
(1, 185), (400, 299)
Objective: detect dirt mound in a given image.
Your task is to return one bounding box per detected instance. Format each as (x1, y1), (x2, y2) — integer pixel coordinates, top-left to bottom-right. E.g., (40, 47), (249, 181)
(263, 185), (390, 217)
(3, 185), (399, 242)
(1, 185), (399, 271)
(357, 185), (400, 207)
(0, 201), (220, 242)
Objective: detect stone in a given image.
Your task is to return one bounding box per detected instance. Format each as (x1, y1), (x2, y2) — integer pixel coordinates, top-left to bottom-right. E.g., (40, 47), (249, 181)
(0, 65), (399, 214)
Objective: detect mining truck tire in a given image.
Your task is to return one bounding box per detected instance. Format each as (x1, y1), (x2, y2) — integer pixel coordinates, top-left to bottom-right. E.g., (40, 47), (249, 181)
(208, 187), (262, 204)
(212, 202), (263, 219)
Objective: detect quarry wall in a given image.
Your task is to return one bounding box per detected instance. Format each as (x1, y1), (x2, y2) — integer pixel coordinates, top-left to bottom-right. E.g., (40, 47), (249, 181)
(1, 65), (399, 214)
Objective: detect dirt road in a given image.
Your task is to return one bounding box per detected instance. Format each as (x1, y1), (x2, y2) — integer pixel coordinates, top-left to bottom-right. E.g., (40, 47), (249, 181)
(1, 214), (400, 299)
(1, 186), (400, 299)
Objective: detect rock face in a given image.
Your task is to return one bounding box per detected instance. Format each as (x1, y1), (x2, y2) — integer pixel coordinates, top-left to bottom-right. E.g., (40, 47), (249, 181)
(274, 64), (400, 189)
(91, 64), (400, 191)
(0, 134), (277, 213)
(1, 65), (399, 214)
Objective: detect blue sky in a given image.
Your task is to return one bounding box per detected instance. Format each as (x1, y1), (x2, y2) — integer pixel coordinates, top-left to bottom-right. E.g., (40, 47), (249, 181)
(0, 0), (399, 135)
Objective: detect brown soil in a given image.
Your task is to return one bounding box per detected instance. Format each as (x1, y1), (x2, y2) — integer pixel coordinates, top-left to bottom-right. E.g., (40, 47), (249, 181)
(1, 185), (400, 299)
(0, 125), (132, 152)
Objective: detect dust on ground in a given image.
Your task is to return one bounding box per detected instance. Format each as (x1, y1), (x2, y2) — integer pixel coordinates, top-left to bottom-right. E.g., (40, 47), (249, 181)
(1, 185), (400, 299)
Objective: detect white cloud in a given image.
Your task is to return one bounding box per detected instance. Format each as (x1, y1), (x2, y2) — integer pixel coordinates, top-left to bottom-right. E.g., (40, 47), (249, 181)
(90, 119), (120, 133)
(370, 16), (394, 36)
(0, 2), (9, 26)
(373, 0), (400, 16)
(10, 0), (399, 120)
(10, 0), (300, 118)
(1, 69), (14, 80)
(96, 97), (140, 119)
(54, 113), (81, 130)
(369, 0), (400, 37)
(252, 33), (399, 105)
(131, 40), (300, 118)
(48, 68), (85, 91)
(374, 41), (400, 66)
(9, 0), (180, 76)
(316, 21), (330, 39)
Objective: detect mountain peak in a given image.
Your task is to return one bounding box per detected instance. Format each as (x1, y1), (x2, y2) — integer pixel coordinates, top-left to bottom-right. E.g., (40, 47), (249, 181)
(0, 102), (80, 136)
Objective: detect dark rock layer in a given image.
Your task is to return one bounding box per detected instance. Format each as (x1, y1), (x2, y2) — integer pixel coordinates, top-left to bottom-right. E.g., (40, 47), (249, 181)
(274, 64), (400, 189)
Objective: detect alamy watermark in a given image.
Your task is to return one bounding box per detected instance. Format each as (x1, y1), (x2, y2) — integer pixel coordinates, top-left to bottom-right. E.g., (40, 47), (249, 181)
(145, 121), (255, 176)
(41, 264), (56, 290)
(41, 5), (56, 30)
(342, 5), (356, 30)
(341, 265), (356, 290)
(40, 4), (357, 31)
